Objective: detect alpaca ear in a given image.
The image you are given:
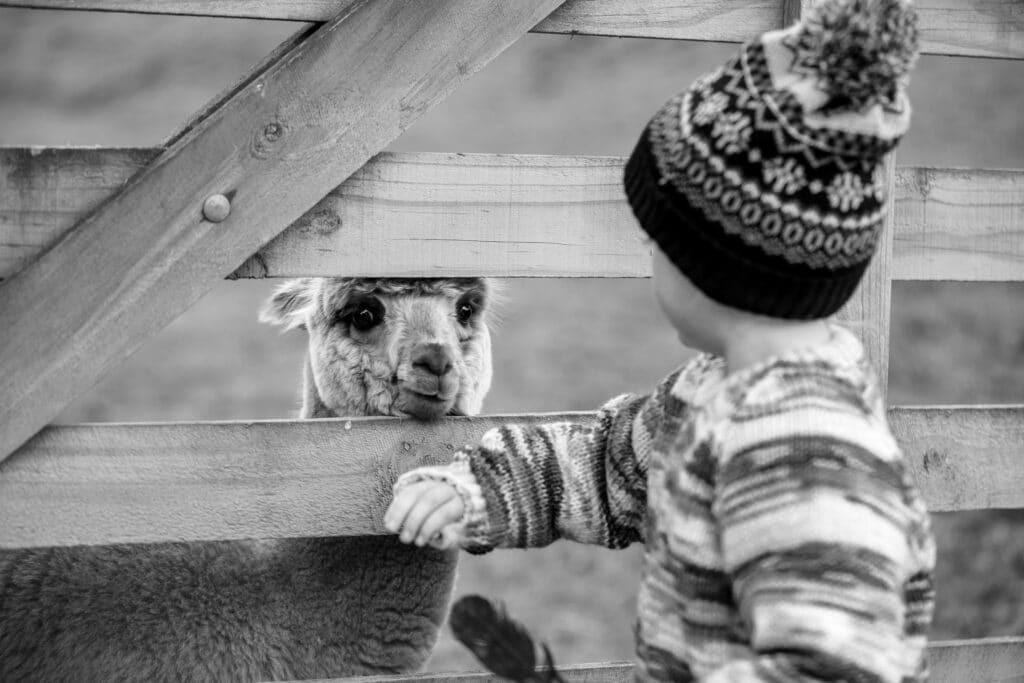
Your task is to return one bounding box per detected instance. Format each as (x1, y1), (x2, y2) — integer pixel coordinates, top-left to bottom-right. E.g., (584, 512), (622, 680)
(260, 279), (315, 330)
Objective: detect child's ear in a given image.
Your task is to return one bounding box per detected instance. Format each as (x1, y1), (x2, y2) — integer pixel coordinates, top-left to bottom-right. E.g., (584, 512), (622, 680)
(259, 278), (315, 331)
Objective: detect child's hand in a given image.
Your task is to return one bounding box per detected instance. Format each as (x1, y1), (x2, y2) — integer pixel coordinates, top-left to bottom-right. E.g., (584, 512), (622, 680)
(384, 480), (464, 546)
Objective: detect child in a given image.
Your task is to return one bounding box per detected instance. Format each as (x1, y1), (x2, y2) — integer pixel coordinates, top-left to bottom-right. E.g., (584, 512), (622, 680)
(385, 0), (936, 680)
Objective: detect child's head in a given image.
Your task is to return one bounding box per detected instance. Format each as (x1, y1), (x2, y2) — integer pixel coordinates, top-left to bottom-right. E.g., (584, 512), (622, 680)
(625, 0), (919, 328)
(648, 243), (731, 352)
(650, 243), (818, 355)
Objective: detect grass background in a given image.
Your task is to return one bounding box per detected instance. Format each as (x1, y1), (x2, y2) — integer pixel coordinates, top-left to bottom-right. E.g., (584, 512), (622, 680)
(2, 8), (1023, 672)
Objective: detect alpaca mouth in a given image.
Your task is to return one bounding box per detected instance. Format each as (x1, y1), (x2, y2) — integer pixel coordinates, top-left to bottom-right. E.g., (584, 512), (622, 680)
(407, 390), (447, 403)
(397, 387), (456, 420)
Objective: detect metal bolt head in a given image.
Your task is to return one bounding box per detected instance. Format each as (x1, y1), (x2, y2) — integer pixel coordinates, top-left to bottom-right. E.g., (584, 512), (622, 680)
(203, 194), (231, 223)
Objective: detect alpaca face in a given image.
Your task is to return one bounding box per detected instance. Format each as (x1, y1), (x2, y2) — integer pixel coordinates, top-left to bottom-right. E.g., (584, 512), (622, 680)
(261, 278), (493, 419)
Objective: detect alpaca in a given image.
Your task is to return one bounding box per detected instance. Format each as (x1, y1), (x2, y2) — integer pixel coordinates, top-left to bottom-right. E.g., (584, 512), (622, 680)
(0, 277), (493, 682)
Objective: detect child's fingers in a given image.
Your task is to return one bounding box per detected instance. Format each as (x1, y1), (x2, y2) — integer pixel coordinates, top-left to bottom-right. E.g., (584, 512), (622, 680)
(396, 484), (459, 544)
(414, 497), (465, 546)
(384, 481), (436, 533)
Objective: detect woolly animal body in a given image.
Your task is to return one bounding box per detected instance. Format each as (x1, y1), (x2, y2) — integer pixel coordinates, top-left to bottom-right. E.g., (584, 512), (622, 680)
(0, 537), (456, 681)
(0, 277), (494, 682)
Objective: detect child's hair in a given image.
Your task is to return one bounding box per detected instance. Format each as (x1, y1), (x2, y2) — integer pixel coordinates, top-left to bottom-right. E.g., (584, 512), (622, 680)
(624, 0), (919, 320)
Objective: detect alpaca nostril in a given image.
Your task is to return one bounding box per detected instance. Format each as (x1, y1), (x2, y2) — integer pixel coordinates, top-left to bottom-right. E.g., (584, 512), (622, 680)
(412, 343), (453, 377)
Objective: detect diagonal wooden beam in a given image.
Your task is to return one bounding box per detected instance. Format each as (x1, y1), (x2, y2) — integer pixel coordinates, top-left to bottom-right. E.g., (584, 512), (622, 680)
(0, 0), (567, 460)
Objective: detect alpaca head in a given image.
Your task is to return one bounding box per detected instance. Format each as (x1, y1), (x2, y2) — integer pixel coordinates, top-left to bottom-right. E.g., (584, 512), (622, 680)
(261, 278), (493, 420)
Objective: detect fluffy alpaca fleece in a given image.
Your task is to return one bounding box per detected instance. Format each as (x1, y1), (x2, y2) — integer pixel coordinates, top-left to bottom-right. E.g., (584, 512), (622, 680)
(0, 277), (493, 682)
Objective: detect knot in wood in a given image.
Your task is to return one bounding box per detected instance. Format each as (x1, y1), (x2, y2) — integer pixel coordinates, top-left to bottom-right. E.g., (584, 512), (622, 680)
(202, 194), (231, 223)
(252, 120), (288, 158)
(263, 122), (284, 141)
(296, 207), (342, 235)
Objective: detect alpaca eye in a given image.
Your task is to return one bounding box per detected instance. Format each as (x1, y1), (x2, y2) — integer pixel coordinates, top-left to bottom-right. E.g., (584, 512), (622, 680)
(456, 302), (476, 325)
(351, 308), (380, 331)
(340, 297), (384, 332)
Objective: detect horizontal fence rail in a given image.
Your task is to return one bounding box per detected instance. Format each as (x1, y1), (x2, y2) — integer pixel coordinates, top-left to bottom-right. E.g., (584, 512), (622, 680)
(311, 638), (1024, 683)
(3, 149), (1022, 282)
(1, 0), (1021, 59)
(1, 406), (1021, 549)
(896, 405), (1024, 511)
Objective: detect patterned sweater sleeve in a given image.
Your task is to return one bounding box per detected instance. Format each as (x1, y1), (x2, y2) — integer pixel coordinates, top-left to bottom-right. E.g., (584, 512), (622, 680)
(703, 392), (935, 683)
(394, 370), (680, 552)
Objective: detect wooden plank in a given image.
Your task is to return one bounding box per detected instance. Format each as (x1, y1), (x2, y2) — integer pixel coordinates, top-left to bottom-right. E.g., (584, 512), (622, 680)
(0, 0), (569, 461)
(295, 638), (1024, 682)
(0, 151), (646, 281)
(892, 405), (1024, 512)
(835, 155), (895, 387)
(0, 413), (585, 548)
(540, 0), (1024, 59)
(929, 637), (1024, 683)
(780, 0), (805, 28)
(7, 152), (1021, 283)
(230, 153), (645, 279)
(2, 0), (1021, 58)
(1, 406), (1021, 548)
(905, 0), (1024, 60)
(308, 661), (634, 683)
(894, 166), (1024, 282)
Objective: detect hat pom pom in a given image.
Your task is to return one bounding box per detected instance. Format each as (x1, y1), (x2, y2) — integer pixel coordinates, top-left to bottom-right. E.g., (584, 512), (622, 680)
(796, 0), (919, 113)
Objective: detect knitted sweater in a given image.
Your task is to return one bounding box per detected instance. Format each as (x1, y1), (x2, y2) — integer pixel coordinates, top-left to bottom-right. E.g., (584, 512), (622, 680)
(397, 326), (936, 682)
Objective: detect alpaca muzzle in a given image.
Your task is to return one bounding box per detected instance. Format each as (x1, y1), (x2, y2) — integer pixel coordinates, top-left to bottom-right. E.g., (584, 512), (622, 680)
(397, 342), (461, 418)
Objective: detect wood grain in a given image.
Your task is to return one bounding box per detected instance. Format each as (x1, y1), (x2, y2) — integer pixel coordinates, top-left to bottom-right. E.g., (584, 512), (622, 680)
(1, 405), (1020, 548)
(311, 661), (634, 683)
(290, 638), (1024, 682)
(0, 413), (585, 548)
(894, 166), (1024, 282)
(835, 155), (895, 387)
(0, 0), (568, 460)
(928, 637), (1024, 683)
(893, 405), (1024, 512)
(780, 0), (805, 27)
(4, 151), (1021, 283)
(1, 0), (1021, 58)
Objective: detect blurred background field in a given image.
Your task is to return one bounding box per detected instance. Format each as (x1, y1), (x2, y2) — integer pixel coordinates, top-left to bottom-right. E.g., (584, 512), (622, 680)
(2, 7), (1023, 671)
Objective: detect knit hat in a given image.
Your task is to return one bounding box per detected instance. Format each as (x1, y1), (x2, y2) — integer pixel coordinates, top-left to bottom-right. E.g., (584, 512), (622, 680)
(624, 0), (919, 319)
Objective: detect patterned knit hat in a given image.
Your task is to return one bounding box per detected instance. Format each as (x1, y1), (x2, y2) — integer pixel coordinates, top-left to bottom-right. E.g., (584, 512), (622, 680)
(624, 0), (919, 319)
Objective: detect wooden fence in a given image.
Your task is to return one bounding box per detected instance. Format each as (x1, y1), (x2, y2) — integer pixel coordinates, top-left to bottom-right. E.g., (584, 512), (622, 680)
(0, 0), (1022, 681)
